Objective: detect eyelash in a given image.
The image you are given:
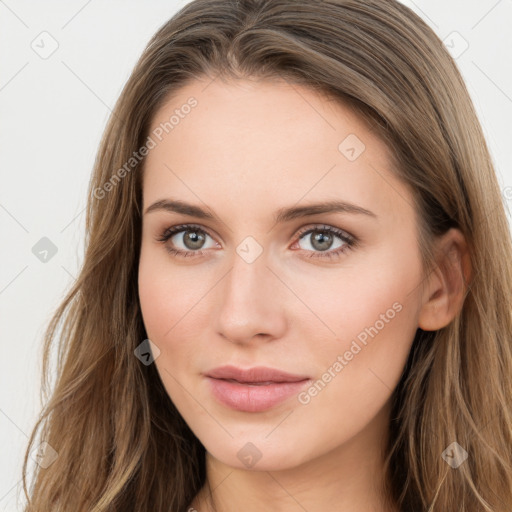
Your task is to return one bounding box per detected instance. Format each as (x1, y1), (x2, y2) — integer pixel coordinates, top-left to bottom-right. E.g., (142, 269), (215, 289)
(155, 223), (357, 261)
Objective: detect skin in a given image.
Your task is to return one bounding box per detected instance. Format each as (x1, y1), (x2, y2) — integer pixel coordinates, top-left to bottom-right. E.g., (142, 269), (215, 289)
(138, 76), (470, 512)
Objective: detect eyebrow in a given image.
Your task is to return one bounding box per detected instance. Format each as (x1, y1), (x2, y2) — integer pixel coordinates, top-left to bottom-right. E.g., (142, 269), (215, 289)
(144, 198), (377, 222)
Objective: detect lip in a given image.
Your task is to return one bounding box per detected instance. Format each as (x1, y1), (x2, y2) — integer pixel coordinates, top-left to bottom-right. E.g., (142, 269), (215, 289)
(205, 365), (311, 412)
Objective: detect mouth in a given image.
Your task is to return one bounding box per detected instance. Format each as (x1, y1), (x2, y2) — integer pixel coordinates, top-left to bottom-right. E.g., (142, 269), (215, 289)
(205, 365), (310, 383)
(204, 365), (312, 412)
(222, 379), (291, 385)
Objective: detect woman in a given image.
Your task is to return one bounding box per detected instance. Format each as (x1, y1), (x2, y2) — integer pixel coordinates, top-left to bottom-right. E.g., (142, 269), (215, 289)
(22, 0), (512, 510)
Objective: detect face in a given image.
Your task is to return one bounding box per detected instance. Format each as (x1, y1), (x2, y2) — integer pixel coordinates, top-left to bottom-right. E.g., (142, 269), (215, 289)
(138, 77), (426, 471)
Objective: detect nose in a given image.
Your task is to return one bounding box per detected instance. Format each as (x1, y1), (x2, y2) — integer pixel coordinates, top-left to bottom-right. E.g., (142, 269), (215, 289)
(213, 248), (287, 345)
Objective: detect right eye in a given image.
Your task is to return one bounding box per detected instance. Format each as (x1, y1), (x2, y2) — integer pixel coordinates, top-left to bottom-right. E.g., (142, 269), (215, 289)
(156, 223), (219, 258)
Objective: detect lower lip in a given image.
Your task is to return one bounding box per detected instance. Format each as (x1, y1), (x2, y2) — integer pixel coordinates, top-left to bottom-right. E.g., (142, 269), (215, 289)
(206, 377), (310, 412)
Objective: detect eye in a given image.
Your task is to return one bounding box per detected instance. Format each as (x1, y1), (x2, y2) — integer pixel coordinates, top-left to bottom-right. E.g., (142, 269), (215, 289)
(155, 224), (218, 258)
(292, 224), (356, 261)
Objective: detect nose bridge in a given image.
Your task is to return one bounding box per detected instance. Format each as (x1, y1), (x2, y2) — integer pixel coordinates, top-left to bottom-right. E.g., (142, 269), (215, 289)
(223, 246), (272, 313)
(214, 243), (285, 342)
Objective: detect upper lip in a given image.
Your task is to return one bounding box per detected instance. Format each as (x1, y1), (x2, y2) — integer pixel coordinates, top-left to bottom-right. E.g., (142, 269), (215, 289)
(205, 365), (310, 384)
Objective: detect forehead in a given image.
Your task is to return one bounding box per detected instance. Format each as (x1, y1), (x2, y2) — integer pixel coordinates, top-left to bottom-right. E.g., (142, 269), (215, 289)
(146, 76), (383, 161)
(142, 77), (410, 222)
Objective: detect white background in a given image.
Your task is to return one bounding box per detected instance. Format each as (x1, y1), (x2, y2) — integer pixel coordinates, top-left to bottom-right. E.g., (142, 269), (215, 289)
(1, 1), (511, 510)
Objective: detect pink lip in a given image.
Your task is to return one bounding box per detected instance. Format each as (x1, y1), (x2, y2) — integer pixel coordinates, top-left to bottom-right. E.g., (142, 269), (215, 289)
(205, 365), (311, 412)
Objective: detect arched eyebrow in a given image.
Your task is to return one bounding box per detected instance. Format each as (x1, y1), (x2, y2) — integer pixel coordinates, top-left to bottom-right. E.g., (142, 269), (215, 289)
(144, 198), (377, 222)
(274, 200), (376, 222)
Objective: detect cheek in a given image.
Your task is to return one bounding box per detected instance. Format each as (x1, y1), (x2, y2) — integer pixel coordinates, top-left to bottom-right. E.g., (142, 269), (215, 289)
(291, 246), (420, 343)
(289, 284), (418, 459)
(298, 247), (421, 413)
(138, 246), (201, 341)
(138, 265), (173, 342)
(138, 256), (200, 410)
(296, 242), (421, 384)
(137, 250), (214, 384)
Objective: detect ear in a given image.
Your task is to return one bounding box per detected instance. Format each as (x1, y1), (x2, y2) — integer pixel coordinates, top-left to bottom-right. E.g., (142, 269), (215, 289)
(418, 228), (472, 331)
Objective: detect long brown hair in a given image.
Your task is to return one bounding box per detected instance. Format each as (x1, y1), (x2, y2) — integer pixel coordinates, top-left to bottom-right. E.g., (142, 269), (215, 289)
(22, 0), (512, 510)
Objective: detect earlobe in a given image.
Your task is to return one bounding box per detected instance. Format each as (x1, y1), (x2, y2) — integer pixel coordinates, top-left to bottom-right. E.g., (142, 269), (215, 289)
(418, 228), (472, 332)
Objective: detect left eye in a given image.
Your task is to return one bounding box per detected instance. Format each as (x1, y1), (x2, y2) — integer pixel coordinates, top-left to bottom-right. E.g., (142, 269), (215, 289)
(295, 227), (349, 253)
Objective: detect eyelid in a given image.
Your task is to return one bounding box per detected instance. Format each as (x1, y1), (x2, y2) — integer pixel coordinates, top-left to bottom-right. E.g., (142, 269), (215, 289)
(294, 224), (355, 243)
(157, 223), (219, 243)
